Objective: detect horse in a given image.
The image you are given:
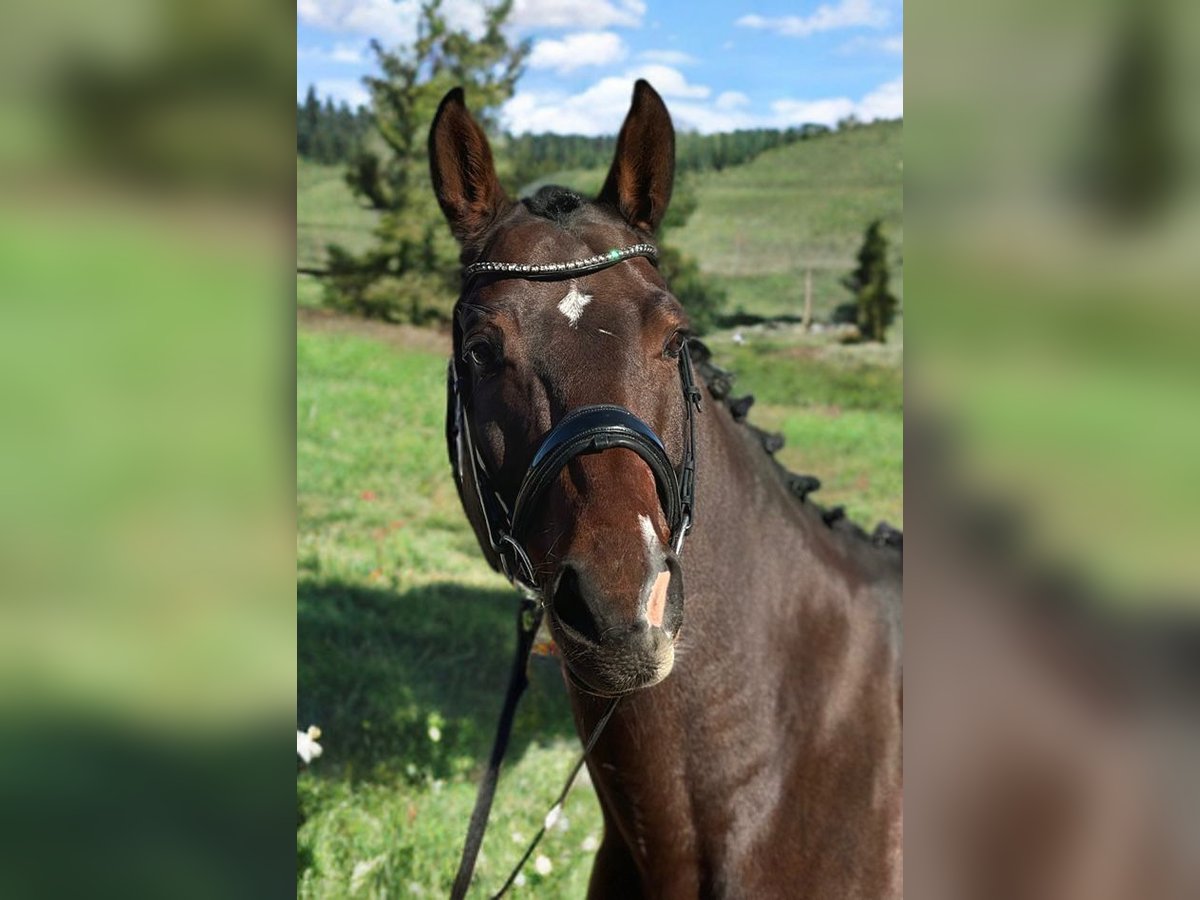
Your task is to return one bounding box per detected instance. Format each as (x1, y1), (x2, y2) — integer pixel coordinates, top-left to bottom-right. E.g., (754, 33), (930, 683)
(430, 80), (903, 899)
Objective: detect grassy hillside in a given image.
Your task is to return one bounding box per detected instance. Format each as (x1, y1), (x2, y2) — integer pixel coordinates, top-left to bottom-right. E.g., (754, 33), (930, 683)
(681, 121), (902, 319)
(296, 121), (902, 323)
(296, 161), (378, 309)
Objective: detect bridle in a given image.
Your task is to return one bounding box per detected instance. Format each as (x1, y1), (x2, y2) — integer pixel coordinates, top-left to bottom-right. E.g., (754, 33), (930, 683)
(445, 241), (702, 597)
(446, 241), (703, 899)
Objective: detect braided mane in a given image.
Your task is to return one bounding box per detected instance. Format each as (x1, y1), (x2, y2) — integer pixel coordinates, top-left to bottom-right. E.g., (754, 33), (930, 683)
(688, 340), (902, 553)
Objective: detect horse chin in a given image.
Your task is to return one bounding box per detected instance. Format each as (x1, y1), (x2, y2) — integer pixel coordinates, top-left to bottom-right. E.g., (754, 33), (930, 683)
(550, 616), (677, 697)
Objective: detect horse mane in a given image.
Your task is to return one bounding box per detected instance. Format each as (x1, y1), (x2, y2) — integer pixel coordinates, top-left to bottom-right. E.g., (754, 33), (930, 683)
(688, 340), (903, 553)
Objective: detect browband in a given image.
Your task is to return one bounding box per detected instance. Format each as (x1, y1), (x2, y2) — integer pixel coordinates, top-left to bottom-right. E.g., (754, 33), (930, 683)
(462, 243), (658, 284)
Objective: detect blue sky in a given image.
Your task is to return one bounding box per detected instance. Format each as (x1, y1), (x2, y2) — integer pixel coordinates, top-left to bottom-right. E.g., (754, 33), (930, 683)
(297, 0), (902, 134)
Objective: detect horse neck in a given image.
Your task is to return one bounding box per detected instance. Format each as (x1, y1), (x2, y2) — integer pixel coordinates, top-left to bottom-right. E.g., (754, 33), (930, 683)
(566, 398), (902, 860)
(687, 397), (889, 627)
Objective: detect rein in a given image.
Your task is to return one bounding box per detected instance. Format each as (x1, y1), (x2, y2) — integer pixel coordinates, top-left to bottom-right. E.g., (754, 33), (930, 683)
(446, 242), (702, 898)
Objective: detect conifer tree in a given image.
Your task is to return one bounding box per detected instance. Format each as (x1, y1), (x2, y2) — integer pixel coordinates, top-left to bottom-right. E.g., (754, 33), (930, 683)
(326, 0), (528, 323)
(841, 219), (898, 342)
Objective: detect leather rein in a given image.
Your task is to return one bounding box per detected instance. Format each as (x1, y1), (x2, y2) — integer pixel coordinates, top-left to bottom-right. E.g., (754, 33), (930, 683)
(446, 243), (702, 898)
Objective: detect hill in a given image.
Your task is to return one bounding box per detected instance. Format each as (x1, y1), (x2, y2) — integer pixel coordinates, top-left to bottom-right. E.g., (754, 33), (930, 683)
(296, 120), (902, 322)
(680, 120), (902, 319)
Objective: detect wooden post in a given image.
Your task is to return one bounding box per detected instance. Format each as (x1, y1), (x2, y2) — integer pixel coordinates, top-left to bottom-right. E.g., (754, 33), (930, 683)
(802, 268), (813, 331)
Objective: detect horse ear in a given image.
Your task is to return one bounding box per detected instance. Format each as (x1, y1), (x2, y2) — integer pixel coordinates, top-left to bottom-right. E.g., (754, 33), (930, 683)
(429, 88), (510, 246)
(598, 80), (676, 234)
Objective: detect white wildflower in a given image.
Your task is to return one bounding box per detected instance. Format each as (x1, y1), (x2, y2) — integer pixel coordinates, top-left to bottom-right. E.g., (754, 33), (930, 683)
(297, 725), (323, 764)
(534, 855), (552, 876)
(543, 804), (562, 831)
(581, 835), (599, 852)
(427, 725), (442, 743)
(514, 873), (526, 887)
(349, 855), (384, 893)
(511, 831), (525, 844)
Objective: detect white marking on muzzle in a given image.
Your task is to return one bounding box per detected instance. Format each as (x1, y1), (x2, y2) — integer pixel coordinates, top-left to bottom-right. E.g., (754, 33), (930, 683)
(638, 514), (671, 628)
(557, 284), (591, 326)
(638, 514), (659, 551)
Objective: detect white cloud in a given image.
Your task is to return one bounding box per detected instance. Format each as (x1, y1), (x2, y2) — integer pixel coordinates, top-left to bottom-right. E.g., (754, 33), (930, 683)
(638, 49), (696, 66)
(503, 70), (902, 135)
(737, 0), (888, 38)
(298, 42), (367, 64)
(715, 91), (750, 110)
(510, 0), (645, 30)
(528, 32), (627, 74)
(839, 33), (903, 55)
(772, 76), (902, 127)
(855, 76), (903, 120)
(298, 0), (486, 44)
(301, 78), (371, 108)
(503, 66), (710, 135)
(771, 97), (857, 126)
(627, 64), (710, 99)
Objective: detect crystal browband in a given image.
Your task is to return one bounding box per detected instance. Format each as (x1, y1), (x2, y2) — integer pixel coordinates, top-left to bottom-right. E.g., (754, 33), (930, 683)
(462, 242), (658, 283)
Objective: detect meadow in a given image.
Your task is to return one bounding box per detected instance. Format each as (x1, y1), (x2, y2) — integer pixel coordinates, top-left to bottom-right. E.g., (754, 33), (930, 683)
(297, 122), (902, 896)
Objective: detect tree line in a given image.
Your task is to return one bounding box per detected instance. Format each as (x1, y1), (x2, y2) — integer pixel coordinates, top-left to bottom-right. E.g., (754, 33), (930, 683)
(297, 86), (373, 166)
(298, 86), (830, 183)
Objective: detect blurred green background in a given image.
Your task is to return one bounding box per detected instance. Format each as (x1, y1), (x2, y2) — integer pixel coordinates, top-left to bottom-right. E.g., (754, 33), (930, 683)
(2, 0), (1199, 894)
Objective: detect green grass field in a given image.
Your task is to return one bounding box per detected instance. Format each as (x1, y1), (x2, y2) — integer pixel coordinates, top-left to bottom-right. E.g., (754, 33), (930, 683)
(296, 317), (901, 895)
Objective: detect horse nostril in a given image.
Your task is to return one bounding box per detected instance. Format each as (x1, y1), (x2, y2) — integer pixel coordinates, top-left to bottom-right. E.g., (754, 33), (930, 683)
(553, 565), (601, 642)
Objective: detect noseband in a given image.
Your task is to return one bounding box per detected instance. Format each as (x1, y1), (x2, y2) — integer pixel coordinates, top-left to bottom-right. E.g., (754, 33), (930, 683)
(446, 242), (702, 596)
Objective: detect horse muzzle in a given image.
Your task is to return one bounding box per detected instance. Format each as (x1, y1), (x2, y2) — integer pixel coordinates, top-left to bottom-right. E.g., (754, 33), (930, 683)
(548, 554), (684, 695)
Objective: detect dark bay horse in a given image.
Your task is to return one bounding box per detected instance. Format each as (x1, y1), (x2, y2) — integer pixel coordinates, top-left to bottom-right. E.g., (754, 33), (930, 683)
(431, 80), (902, 899)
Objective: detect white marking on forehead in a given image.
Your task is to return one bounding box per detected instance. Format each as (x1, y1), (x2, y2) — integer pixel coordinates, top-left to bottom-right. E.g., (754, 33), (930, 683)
(557, 284), (592, 326)
(638, 514), (659, 550)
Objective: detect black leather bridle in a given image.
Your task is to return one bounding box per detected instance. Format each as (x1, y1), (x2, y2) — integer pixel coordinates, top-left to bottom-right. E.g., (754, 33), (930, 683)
(445, 244), (702, 597)
(446, 242), (702, 900)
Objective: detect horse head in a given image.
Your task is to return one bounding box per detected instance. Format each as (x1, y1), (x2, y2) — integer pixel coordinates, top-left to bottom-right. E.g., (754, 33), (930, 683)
(432, 80), (695, 696)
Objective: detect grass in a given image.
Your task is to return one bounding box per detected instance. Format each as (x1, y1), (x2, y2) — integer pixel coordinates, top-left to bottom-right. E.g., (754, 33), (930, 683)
(297, 318), (902, 896)
(680, 122), (903, 320)
(297, 160), (378, 271)
(707, 330), (903, 527)
(298, 329), (604, 897)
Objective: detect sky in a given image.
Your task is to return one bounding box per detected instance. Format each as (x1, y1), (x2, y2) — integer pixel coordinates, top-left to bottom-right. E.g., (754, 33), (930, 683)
(297, 0), (903, 135)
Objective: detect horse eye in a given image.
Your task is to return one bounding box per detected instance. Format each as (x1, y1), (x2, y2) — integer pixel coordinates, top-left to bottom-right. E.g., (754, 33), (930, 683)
(664, 330), (685, 359)
(465, 340), (498, 369)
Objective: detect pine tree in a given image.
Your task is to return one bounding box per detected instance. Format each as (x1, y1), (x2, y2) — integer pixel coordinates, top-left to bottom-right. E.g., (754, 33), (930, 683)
(841, 219), (898, 342)
(298, 85), (321, 159)
(327, 0), (528, 323)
